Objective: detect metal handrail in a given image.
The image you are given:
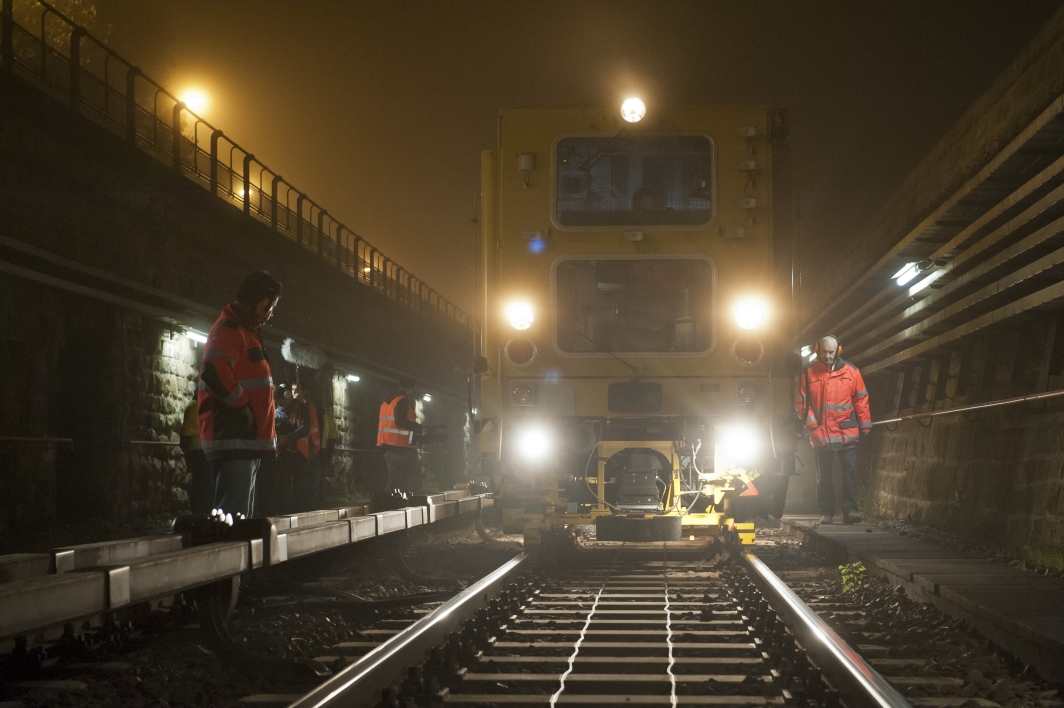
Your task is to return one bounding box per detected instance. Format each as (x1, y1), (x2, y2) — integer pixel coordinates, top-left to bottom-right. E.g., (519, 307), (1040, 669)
(291, 553), (528, 708)
(128, 440), (181, 447)
(0, 0), (476, 335)
(742, 551), (912, 708)
(873, 387), (1064, 426)
(0, 436), (73, 445)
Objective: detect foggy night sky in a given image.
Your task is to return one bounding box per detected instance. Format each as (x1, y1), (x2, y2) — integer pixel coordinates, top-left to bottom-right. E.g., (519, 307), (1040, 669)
(95, 1), (1061, 317)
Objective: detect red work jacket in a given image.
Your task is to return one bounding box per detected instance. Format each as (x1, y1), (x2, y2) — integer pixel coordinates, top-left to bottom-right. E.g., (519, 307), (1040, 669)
(794, 358), (872, 448)
(294, 404), (321, 459)
(377, 395), (417, 448)
(198, 304), (277, 461)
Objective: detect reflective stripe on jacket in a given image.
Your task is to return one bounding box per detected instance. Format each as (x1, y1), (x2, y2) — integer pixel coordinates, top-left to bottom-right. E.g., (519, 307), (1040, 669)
(198, 304), (277, 461)
(377, 395), (417, 448)
(794, 358), (872, 448)
(295, 405), (321, 459)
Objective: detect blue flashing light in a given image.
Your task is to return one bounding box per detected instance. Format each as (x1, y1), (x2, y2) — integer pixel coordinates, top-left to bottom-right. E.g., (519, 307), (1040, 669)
(528, 237), (547, 254)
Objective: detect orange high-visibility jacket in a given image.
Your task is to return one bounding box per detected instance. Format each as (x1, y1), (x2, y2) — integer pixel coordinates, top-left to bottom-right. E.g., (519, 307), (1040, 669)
(794, 358), (872, 448)
(198, 304), (277, 461)
(295, 405), (321, 459)
(377, 395), (417, 448)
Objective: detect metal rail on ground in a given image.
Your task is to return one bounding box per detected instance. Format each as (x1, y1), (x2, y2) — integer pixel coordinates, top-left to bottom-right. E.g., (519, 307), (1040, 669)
(741, 550), (911, 708)
(0, 492), (493, 643)
(279, 542), (922, 708)
(290, 553), (529, 708)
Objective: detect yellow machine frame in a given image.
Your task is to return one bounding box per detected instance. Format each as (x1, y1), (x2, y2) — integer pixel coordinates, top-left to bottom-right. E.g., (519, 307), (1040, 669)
(477, 105), (788, 546)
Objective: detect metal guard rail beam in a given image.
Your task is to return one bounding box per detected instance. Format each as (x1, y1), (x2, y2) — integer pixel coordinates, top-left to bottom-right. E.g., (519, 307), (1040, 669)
(0, 0), (474, 335)
(0, 492), (494, 641)
(742, 551), (912, 708)
(291, 552), (529, 708)
(872, 387), (1064, 426)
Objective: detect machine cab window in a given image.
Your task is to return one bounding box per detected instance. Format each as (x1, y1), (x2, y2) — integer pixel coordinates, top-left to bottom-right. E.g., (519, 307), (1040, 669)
(554, 256), (714, 354)
(555, 135), (714, 227)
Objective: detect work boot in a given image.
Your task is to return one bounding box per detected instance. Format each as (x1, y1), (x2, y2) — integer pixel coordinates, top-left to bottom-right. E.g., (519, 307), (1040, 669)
(819, 515), (833, 525)
(843, 511), (863, 525)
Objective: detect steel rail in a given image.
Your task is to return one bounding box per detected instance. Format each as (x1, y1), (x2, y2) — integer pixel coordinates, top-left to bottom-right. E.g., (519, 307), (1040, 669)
(872, 387), (1064, 426)
(0, 436), (73, 445)
(742, 550), (911, 708)
(290, 552), (528, 708)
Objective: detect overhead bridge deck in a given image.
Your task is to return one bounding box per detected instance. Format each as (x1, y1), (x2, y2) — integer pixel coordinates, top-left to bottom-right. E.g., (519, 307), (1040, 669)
(0, 492), (493, 643)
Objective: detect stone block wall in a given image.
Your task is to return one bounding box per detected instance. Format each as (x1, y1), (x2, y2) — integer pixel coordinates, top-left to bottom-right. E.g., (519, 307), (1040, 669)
(0, 273), (473, 530)
(861, 323), (1064, 560)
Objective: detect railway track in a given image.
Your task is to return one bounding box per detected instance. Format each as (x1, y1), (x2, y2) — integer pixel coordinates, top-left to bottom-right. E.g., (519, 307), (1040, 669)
(290, 541), (913, 708)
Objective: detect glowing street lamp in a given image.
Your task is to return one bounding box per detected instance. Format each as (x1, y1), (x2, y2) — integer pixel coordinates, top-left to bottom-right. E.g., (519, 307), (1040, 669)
(178, 86), (210, 114)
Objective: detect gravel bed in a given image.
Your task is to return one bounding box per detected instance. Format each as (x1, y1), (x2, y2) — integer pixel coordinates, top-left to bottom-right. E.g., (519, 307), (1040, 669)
(0, 522), (517, 708)
(873, 519), (1064, 579)
(753, 531), (1064, 706)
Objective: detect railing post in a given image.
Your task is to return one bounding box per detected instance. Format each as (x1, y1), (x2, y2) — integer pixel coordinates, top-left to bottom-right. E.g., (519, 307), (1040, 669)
(242, 153), (254, 214)
(318, 210), (328, 257)
(69, 26), (86, 111)
(295, 193), (306, 242)
(2, 0), (13, 73)
(271, 174), (283, 231)
(171, 101), (186, 172)
(209, 129), (223, 196)
(354, 236), (364, 278)
(369, 248), (379, 288)
(125, 67), (140, 144)
(383, 258), (392, 298)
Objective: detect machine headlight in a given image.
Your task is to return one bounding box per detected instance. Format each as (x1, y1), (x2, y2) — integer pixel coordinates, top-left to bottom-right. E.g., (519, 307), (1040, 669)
(733, 297), (768, 330)
(512, 383), (534, 405)
(515, 424), (553, 464)
(719, 425), (761, 465)
(506, 300), (534, 330)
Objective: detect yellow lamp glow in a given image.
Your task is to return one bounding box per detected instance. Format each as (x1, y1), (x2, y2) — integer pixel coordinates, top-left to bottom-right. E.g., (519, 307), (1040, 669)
(621, 97), (646, 123)
(734, 297), (769, 330)
(178, 87), (210, 114)
(506, 300), (534, 330)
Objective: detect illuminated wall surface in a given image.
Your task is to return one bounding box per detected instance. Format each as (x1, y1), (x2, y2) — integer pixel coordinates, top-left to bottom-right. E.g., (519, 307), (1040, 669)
(0, 64), (474, 530)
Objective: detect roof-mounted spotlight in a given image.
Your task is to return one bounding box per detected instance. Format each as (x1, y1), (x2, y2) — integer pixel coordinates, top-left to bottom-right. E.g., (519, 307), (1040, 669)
(621, 97), (646, 123)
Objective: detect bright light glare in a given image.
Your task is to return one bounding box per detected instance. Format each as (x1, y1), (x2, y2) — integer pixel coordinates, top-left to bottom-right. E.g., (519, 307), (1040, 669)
(178, 87), (209, 114)
(506, 301), (534, 330)
(346, 374), (360, 382)
(185, 330), (208, 345)
(733, 298), (769, 330)
(422, 394), (432, 402)
(892, 262), (920, 286)
(515, 425), (552, 463)
(621, 97), (646, 123)
(720, 425), (760, 464)
(908, 268), (943, 296)
(800, 345), (811, 357)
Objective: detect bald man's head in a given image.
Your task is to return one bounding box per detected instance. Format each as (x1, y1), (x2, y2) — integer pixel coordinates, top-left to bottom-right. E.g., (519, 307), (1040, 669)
(817, 336), (839, 367)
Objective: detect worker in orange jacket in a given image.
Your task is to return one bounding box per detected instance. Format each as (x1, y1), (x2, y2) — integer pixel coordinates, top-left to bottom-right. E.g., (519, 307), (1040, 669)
(199, 271), (282, 518)
(377, 379), (425, 495)
(794, 335), (872, 525)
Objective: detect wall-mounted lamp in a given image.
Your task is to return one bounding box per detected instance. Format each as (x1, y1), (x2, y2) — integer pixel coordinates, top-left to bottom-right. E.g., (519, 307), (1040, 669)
(346, 374), (360, 383)
(185, 330), (208, 345)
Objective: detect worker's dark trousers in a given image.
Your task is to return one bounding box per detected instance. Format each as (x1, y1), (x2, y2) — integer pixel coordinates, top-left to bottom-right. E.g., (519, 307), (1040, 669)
(187, 449), (212, 514)
(211, 458), (260, 518)
(814, 444), (858, 517)
(383, 447), (422, 495)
